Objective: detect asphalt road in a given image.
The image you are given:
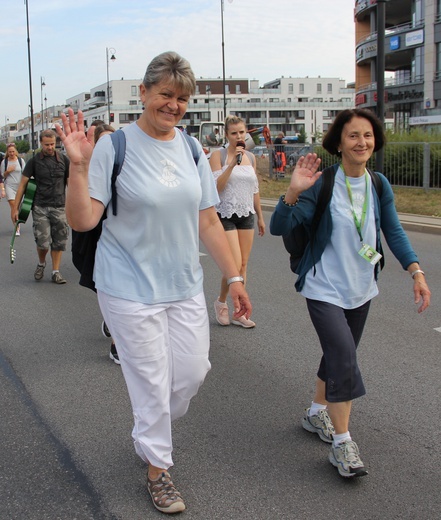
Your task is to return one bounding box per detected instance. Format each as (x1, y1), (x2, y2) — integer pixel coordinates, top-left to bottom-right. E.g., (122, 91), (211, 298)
(1, 200), (440, 520)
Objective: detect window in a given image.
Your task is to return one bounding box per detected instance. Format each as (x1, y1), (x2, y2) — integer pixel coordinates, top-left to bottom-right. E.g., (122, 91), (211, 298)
(131, 86), (138, 96)
(299, 83), (304, 94)
(195, 85), (200, 95)
(119, 113), (141, 123)
(317, 83), (322, 93)
(236, 84), (241, 94)
(288, 83), (293, 93)
(225, 85), (230, 94)
(327, 83), (332, 93)
(129, 100), (137, 106)
(437, 43), (441, 77)
(205, 85), (211, 93)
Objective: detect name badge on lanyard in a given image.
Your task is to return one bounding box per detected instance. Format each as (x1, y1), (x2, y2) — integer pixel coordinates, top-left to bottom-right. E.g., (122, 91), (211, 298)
(343, 168), (382, 266)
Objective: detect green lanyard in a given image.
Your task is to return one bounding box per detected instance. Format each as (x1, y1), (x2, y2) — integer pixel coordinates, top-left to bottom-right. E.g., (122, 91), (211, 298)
(342, 167), (369, 243)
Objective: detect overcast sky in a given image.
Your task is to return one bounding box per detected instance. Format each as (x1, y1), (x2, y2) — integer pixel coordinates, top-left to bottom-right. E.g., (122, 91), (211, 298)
(1, 0), (357, 124)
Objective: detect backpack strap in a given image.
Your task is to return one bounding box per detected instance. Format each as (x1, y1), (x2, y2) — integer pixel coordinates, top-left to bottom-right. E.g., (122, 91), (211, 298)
(367, 167), (383, 199)
(308, 164), (337, 273)
(110, 130), (126, 216)
(182, 131), (200, 165)
(366, 167), (385, 270)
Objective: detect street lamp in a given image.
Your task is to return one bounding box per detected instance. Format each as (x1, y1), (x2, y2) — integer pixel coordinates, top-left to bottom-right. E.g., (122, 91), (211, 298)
(44, 95), (48, 128)
(220, 0), (227, 119)
(376, 0), (386, 172)
(25, 0), (36, 152)
(40, 77), (46, 130)
(106, 47), (116, 124)
(220, 0), (233, 119)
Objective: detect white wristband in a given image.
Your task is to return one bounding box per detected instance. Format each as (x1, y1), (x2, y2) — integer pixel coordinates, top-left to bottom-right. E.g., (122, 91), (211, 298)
(410, 269), (425, 279)
(227, 276), (244, 286)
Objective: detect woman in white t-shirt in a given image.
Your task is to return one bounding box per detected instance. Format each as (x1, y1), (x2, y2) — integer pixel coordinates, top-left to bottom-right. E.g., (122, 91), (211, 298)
(56, 51), (252, 515)
(0, 143), (25, 235)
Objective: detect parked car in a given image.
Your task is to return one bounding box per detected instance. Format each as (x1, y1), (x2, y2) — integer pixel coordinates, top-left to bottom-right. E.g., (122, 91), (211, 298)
(287, 145), (313, 167)
(250, 146), (269, 157)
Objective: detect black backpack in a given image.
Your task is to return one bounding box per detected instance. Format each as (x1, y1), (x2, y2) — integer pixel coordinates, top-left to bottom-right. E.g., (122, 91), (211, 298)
(282, 164), (384, 275)
(72, 129), (200, 291)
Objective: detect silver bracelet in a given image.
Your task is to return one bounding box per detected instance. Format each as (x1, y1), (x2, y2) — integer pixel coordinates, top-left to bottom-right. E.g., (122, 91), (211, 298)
(226, 276), (244, 286)
(410, 269), (425, 279)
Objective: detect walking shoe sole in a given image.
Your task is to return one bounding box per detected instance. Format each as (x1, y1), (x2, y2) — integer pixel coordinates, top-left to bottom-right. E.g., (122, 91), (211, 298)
(231, 319), (255, 329)
(302, 416), (333, 444)
(329, 451), (368, 478)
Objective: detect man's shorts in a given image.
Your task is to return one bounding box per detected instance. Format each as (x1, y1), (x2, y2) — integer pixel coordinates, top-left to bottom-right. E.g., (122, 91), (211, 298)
(32, 205), (69, 251)
(217, 212), (255, 231)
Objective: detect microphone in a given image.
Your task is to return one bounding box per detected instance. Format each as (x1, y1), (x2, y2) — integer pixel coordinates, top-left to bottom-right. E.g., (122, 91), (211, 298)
(236, 140), (246, 165)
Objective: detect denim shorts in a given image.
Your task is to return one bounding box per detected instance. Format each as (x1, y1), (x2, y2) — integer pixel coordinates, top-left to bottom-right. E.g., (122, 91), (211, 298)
(218, 212), (255, 231)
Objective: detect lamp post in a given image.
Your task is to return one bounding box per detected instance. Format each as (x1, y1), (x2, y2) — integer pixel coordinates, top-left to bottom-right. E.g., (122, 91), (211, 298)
(25, 0), (36, 153)
(40, 76), (46, 130)
(106, 47), (116, 124)
(220, 0), (227, 119)
(376, 0), (386, 172)
(44, 95), (48, 128)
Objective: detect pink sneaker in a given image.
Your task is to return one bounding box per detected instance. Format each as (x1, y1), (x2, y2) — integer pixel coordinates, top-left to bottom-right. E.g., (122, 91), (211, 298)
(214, 299), (230, 326)
(232, 315), (256, 329)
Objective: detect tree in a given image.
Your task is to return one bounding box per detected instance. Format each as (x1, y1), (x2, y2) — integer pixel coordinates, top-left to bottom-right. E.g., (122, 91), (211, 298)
(297, 127), (307, 144)
(15, 140), (30, 154)
(0, 142), (6, 153)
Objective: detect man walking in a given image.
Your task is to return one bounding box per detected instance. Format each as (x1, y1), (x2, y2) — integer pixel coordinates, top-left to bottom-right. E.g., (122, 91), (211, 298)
(12, 130), (70, 284)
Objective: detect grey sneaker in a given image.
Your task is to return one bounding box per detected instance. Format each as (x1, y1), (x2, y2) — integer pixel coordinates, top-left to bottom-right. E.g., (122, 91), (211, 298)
(51, 271), (67, 284)
(34, 263), (46, 281)
(329, 440), (368, 478)
(302, 408), (335, 443)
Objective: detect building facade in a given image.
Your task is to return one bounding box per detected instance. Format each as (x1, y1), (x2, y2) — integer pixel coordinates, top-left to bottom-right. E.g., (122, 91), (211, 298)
(5, 76), (355, 147)
(355, 0), (441, 131)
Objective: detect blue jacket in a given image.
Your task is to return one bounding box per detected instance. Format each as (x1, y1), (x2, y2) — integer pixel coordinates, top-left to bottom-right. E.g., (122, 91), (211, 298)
(270, 165), (419, 292)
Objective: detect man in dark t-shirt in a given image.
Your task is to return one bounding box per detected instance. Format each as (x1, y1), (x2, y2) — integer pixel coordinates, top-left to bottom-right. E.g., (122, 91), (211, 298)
(12, 129), (70, 284)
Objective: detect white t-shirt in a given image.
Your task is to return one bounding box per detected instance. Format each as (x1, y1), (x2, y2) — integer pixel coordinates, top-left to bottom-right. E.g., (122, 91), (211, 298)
(1, 157), (24, 193)
(301, 166), (379, 309)
(88, 123), (219, 304)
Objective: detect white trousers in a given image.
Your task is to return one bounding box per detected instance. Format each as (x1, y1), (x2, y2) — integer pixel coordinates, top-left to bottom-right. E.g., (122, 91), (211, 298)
(97, 290), (211, 469)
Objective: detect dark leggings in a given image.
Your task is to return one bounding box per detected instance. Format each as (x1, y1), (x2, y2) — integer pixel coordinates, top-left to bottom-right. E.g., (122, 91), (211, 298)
(306, 299), (371, 403)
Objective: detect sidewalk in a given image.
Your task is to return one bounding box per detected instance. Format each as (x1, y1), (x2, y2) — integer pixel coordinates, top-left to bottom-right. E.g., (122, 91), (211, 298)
(260, 198), (441, 235)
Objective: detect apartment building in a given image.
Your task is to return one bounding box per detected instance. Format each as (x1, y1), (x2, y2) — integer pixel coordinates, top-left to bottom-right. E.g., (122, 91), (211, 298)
(355, 0), (441, 131)
(7, 76), (355, 146)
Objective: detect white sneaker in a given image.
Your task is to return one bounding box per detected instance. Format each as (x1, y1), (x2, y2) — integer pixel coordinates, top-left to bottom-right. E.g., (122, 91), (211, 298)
(214, 299), (230, 326)
(231, 315), (256, 328)
(329, 440), (368, 478)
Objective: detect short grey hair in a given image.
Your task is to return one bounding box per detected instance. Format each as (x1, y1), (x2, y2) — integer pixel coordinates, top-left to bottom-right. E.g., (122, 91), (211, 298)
(142, 51), (196, 96)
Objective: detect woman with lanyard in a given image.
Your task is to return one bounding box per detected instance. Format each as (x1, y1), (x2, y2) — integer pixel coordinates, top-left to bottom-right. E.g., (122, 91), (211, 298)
(270, 108), (430, 478)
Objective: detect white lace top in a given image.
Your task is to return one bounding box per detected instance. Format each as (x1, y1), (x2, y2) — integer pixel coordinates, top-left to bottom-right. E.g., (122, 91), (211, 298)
(213, 164), (259, 218)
